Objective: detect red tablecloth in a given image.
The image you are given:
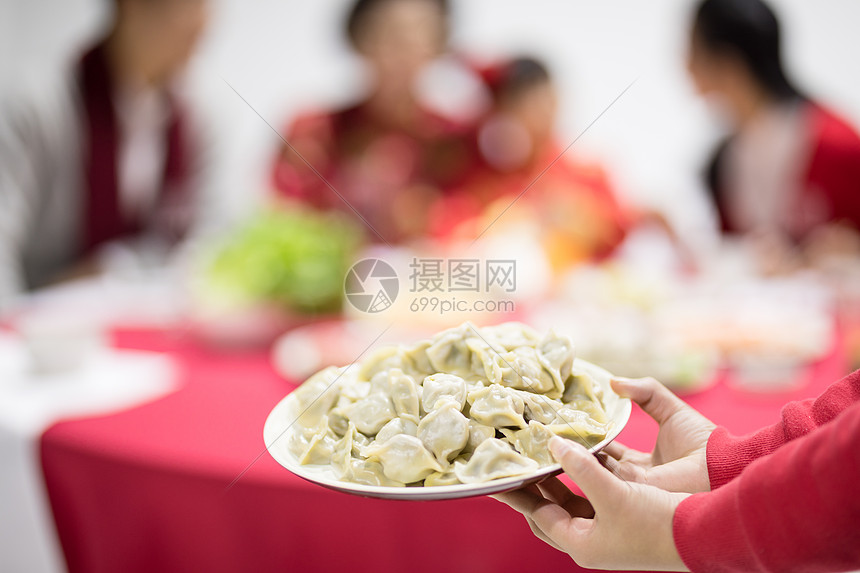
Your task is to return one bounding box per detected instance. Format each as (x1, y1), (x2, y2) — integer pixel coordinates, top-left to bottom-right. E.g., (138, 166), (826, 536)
(39, 328), (849, 573)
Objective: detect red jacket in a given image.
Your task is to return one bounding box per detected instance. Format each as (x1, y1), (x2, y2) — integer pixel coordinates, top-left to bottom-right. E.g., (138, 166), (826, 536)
(674, 370), (860, 572)
(712, 102), (860, 239)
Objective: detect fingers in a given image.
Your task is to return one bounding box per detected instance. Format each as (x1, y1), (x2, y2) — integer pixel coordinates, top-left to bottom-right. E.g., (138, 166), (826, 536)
(525, 517), (564, 551)
(491, 485), (551, 516)
(549, 437), (624, 512)
(493, 481), (579, 544)
(598, 451), (644, 483)
(611, 377), (686, 425)
(601, 440), (632, 460)
(535, 476), (575, 506)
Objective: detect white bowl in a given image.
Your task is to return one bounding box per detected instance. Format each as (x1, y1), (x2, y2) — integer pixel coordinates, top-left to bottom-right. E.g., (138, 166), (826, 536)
(264, 359), (631, 500)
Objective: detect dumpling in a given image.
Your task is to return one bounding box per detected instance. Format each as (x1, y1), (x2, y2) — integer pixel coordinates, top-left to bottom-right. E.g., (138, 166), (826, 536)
(347, 459), (405, 487)
(482, 322), (541, 350)
(565, 398), (608, 425)
(375, 417), (418, 445)
(536, 330), (574, 397)
(502, 421), (555, 466)
(364, 434), (444, 483)
(563, 367), (604, 405)
(462, 419), (496, 455)
(357, 346), (402, 381)
(487, 347), (559, 397)
(417, 400), (470, 464)
(546, 407), (608, 446)
(397, 340), (435, 380)
(453, 438), (539, 483)
(465, 336), (507, 379)
(291, 366), (344, 427)
(345, 392), (395, 436)
(292, 417), (338, 465)
(510, 388), (563, 425)
(336, 380), (370, 408)
(425, 323), (477, 377)
(327, 406), (350, 437)
(388, 369), (420, 424)
(424, 469), (461, 487)
(467, 385), (527, 428)
(331, 422), (358, 479)
(421, 373), (467, 412)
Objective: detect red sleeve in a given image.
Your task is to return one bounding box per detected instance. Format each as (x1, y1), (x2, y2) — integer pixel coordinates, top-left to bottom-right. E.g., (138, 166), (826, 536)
(706, 370), (860, 489)
(673, 396), (860, 573)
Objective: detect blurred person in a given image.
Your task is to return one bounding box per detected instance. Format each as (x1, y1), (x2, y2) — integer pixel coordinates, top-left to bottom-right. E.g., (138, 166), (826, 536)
(270, 0), (475, 243)
(432, 57), (634, 269)
(0, 0), (215, 310)
(688, 0), (860, 273)
(494, 371), (860, 571)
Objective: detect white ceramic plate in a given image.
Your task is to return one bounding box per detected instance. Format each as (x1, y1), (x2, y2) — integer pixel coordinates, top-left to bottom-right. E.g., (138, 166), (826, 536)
(264, 359), (632, 500)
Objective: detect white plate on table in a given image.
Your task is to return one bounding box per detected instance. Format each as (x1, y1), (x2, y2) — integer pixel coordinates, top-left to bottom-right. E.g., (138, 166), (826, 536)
(263, 359), (631, 500)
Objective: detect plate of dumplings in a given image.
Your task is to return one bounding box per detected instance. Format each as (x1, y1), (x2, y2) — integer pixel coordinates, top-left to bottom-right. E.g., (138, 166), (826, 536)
(264, 322), (632, 500)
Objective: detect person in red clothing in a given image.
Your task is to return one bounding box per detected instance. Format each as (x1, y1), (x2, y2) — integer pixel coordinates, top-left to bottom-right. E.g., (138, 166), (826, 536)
(270, 0), (475, 243)
(493, 371), (860, 572)
(688, 0), (860, 273)
(430, 57), (633, 269)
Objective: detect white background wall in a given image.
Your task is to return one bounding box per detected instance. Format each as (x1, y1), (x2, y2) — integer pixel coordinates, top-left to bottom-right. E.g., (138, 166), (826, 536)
(2, 0), (859, 229)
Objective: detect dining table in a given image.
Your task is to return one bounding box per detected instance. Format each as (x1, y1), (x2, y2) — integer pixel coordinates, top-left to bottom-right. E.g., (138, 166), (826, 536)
(32, 321), (850, 573)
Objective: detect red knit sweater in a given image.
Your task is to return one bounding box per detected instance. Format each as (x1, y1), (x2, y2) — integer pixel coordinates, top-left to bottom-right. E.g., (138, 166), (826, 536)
(673, 370), (860, 572)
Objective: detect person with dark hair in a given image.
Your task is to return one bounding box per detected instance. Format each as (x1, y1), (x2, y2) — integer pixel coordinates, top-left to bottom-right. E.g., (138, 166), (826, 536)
(431, 56), (633, 268)
(0, 0), (216, 309)
(688, 0), (860, 272)
(270, 0), (474, 243)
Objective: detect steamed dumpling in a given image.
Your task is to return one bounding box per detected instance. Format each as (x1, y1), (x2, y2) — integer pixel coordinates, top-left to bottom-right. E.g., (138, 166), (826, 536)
(537, 330), (574, 396)
(462, 419), (496, 455)
(285, 321), (612, 490)
(364, 434), (444, 483)
(545, 409), (608, 447)
(345, 392), (396, 436)
(291, 366), (344, 426)
(482, 322), (541, 350)
(426, 323), (477, 377)
(467, 385), (527, 428)
(347, 459), (405, 487)
(510, 388), (563, 425)
(502, 421), (556, 466)
(453, 438), (539, 483)
(424, 469), (461, 487)
(331, 422), (358, 479)
(375, 417), (418, 445)
(487, 347), (560, 397)
(295, 417), (338, 465)
(357, 346), (402, 381)
(563, 367), (604, 405)
(388, 369), (420, 424)
(417, 400), (469, 464)
(332, 422), (393, 485)
(421, 373), (467, 412)
(398, 341), (435, 380)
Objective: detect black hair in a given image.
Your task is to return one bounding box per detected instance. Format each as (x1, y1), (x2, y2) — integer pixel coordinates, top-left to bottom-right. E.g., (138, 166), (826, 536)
(491, 56), (551, 103)
(345, 0), (450, 49)
(693, 0), (802, 101)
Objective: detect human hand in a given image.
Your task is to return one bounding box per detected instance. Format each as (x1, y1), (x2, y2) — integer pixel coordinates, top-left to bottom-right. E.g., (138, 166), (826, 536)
(601, 377), (715, 493)
(493, 437), (689, 571)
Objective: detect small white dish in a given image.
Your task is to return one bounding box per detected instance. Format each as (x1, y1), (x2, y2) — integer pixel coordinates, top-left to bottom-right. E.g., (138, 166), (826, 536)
(264, 359), (631, 500)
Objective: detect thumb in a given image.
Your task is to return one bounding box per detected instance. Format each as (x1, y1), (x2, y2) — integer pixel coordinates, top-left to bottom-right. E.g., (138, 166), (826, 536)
(611, 376), (686, 425)
(549, 437), (623, 510)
